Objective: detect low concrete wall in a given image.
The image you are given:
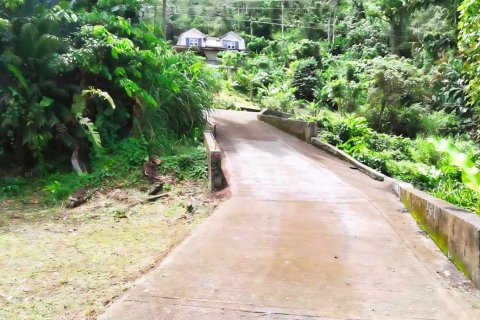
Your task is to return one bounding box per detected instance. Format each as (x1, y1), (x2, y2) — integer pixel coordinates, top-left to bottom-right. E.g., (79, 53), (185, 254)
(311, 138), (386, 182)
(204, 130), (224, 191)
(257, 109), (317, 142)
(389, 180), (480, 287)
(206, 118), (216, 138)
(261, 109), (291, 119)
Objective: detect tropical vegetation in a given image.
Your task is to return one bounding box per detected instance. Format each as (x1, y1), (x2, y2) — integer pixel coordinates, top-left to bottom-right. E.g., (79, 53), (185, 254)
(165, 0), (480, 214)
(0, 0), (219, 201)
(3, 0), (480, 214)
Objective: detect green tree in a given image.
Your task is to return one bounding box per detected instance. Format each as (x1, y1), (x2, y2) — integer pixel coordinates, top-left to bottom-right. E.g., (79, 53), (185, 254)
(459, 0), (480, 113)
(291, 58), (318, 102)
(364, 55), (429, 135)
(0, 0), (219, 172)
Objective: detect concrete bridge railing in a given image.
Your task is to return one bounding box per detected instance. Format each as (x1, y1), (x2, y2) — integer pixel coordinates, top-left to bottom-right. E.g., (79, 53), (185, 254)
(257, 109), (317, 143)
(204, 121), (224, 191)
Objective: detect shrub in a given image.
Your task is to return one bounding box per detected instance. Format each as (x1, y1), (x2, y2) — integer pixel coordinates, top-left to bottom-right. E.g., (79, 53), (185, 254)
(0, 176), (28, 195)
(258, 82), (296, 112)
(291, 39), (322, 61)
(459, 0), (480, 111)
(308, 110), (480, 214)
(243, 34), (270, 53)
(160, 146), (207, 180)
(360, 55), (430, 136)
(0, 0), (219, 174)
(291, 58), (319, 102)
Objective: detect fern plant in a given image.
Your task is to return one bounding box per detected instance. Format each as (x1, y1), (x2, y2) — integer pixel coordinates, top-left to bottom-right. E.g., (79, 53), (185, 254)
(0, 0), (219, 173)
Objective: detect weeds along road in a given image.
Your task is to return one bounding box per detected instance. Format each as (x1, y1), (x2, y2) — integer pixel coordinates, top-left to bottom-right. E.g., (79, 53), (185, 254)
(101, 110), (480, 319)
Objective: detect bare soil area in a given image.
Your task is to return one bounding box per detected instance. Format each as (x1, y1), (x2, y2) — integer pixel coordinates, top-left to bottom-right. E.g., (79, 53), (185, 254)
(0, 181), (220, 319)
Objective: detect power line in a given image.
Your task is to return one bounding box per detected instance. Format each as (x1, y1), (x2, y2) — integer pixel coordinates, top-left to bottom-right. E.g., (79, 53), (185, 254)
(174, 9), (286, 22)
(172, 6), (310, 11)
(171, 10), (419, 35)
(233, 7), (307, 10)
(171, 12), (327, 30)
(171, 3), (418, 36)
(172, 9), (418, 34)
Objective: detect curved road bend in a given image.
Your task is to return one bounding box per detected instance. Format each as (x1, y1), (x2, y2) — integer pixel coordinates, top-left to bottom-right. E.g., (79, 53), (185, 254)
(102, 110), (480, 319)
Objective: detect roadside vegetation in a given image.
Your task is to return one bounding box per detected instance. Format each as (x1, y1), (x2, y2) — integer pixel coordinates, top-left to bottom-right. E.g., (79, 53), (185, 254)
(309, 111), (480, 214)
(0, 1), (220, 318)
(173, 0), (480, 215)
(0, 0), (219, 201)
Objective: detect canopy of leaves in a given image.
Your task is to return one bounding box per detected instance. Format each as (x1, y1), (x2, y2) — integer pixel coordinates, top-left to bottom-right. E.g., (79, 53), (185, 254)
(459, 0), (480, 111)
(0, 0), (219, 173)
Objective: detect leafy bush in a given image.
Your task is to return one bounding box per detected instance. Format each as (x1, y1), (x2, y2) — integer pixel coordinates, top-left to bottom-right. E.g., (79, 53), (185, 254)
(291, 58), (318, 102)
(430, 57), (475, 136)
(242, 34), (270, 53)
(459, 0), (480, 111)
(343, 17), (389, 59)
(0, 137), (207, 204)
(431, 138), (480, 212)
(0, 176), (28, 195)
(160, 147), (207, 180)
(0, 0), (218, 174)
(361, 55), (430, 136)
(258, 82), (296, 112)
(291, 39), (322, 61)
(91, 138), (149, 182)
(307, 110), (480, 214)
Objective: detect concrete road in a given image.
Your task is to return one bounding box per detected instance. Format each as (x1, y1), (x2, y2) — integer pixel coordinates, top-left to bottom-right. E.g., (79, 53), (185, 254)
(101, 110), (480, 319)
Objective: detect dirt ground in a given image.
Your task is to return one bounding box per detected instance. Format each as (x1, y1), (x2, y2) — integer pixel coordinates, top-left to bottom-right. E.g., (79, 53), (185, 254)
(0, 181), (220, 319)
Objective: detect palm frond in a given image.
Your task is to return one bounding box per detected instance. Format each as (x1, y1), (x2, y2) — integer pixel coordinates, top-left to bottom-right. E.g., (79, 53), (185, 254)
(7, 64), (29, 91)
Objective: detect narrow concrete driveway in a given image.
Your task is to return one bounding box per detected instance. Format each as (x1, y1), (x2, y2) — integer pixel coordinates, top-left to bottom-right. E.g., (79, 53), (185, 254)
(102, 110), (480, 319)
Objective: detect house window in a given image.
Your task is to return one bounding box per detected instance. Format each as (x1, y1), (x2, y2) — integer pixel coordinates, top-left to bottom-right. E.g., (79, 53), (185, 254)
(225, 41), (236, 49)
(188, 38), (199, 46)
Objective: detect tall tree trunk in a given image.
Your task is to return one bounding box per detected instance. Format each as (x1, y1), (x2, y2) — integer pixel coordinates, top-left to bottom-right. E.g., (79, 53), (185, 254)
(377, 98), (387, 131)
(352, 0), (366, 21)
(328, 0), (339, 45)
(388, 6), (411, 57)
(388, 15), (397, 54)
(250, 9), (255, 35)
(162, 0), (167, 40)
(398, 6), (411, 57)
(327, 16), (331, 43)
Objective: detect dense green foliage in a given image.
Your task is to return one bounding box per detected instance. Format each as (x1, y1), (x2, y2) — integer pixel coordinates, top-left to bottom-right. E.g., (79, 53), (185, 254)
(193, 0), (480, 214)
(195, 0), (474, 138)
(3, 0), (480, 213)
(1, 136), (207, 204)
(310, 110), (480, 214)
(0, 0), (218, 167)
(291, 58), (318, 102)
(0, 0), (218, 200)
(459, 0), (480, 113)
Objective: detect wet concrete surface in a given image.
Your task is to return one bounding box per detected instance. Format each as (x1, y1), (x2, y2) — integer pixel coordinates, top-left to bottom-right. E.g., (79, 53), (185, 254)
(101, 110), (480, 319)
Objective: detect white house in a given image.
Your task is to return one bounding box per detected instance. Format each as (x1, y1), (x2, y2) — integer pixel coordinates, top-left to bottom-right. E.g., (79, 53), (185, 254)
(175, 28), (246, 65)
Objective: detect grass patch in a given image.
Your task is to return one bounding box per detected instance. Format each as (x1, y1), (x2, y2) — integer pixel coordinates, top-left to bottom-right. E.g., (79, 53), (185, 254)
(0, 181), (218, 319)
(0, 140), (207, 206)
